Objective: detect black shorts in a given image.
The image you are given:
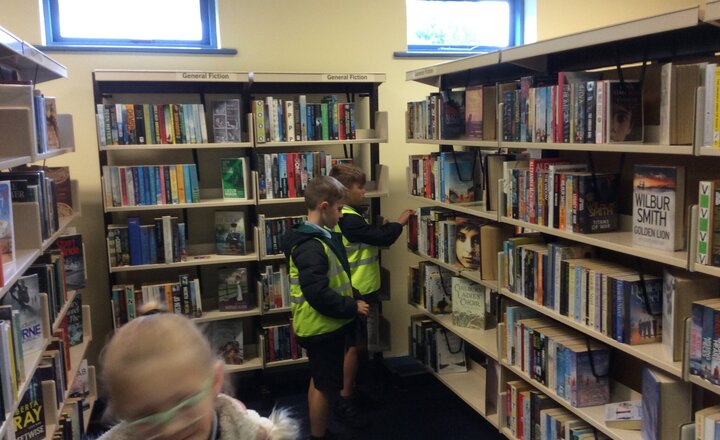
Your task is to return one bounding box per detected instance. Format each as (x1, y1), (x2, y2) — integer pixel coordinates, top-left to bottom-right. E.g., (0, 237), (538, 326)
(304, 326), (354, 392)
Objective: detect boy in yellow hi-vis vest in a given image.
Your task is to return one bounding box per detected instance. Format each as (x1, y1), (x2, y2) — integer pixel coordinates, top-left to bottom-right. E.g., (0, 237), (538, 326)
(330, 164), (413, 427)
(282, 175), (369, 440)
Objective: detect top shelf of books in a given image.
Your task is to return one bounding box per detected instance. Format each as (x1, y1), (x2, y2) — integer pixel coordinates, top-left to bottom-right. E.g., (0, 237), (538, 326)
(406, 7), (705, 87)
(0, 26), (67, 83)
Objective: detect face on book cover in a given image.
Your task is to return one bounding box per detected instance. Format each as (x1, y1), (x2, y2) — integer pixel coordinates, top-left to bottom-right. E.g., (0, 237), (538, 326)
(112, 358), (223, 440)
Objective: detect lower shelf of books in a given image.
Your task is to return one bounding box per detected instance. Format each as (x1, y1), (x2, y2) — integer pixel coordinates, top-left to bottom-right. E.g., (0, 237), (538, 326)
(501, 360), (642, 440)
(499, 288), (682, 378)
(414, 306), (499, 361)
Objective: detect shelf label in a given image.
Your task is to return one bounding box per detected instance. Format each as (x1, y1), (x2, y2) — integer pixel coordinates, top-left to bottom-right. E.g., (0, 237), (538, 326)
(412, 68), (435, 78)
(175, 72), (240, 81)
(322, 73), (377, 82)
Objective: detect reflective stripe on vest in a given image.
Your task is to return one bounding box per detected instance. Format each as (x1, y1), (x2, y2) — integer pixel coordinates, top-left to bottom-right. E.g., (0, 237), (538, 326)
(334, 206), (380, 294)
(288, 238), (354, 338)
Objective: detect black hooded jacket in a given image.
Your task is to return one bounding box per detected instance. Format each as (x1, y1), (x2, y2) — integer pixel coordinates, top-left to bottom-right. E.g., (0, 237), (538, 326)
(282, 222), (358, 343)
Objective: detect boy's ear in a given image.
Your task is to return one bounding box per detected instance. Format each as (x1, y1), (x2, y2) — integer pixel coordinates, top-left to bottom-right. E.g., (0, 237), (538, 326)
(212, 360), (224, 395)
(318, 200), (329, 210)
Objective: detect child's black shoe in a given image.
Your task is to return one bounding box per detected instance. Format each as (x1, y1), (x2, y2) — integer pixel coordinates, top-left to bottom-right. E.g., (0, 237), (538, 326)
(334, 397), (371, 429)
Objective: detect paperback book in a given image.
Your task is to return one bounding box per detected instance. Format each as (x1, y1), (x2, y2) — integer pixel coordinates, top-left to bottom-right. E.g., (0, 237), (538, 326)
(632, 165), (686, 251)
(606, 80), (643, 143)
(54, 234), (85, 290)
(0, 180), (14, 267)
(220, 157), (249, 199)
(217, 267), (253, 311)
(434, 328), (467, 374)
(214, 211), (246, 255)
(13, 374), (45, 440)
(450, 276), (486, 329)
(212, 99), (242, 143)
(1, 274), (43, 355)
(207, 320), (244, 365)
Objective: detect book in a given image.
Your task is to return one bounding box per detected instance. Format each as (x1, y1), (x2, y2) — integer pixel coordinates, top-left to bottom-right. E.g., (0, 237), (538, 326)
(464, 85), (483, 139)
(659, 63), (702, 145)
(220, 157), (249, 199)
(214, 211), (246, 255)
(440, 90), (465, 140)
(1, 274), (43, 355)
(632, 165), (686, 251)
(454, 216), (483, 270)
(212, 99), (242, 143)
(621, 274), (663, 345)
(575, 172), (619, 234)
(207, 320), (244, 365)
(0, 180), (14, 269)
(54, 234), (85, 290)
(434, 328), (467, 374)
(44, 96), (60, 150)
(697, 180), (720, 265)
(440, 151), (478, 203)
(424, 263), (453, 314)
(605, 400), (642, 430)
(62, 293), (83, 346)
(217, 267), (253, 311)
(13, 374), (45, 440)
(606, 80), (643, 143)
(641, 366), (691, 440)
(662, 269), (719, 361)
(450, 276), (485, 329)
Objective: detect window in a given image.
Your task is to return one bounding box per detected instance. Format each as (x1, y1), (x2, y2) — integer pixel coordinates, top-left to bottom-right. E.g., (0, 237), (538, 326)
(42, 0), (225, 52)
(405, 0), (525, 55)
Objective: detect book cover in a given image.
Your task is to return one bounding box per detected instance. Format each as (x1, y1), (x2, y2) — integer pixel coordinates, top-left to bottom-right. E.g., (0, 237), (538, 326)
(434, 328), (467, 374)
(207, 320), (244, 365)
(217, 267), (253, 311)
(606, 80), (643, 143)
(1, 274), (43, 355)
(13, 374), (45, 440)
(44, 96), (60, 150)
(464, 85), (483, 139)
(69, 358), (89, 398)
(220, 157), (249, 199)
(605, 400), (642, 429)
(212, 99), (242, 143)
(625, 275), (663, 345)
(450, 276), (485, 329)
(575, 172), (619, 234)
(642, 366), (692, 440)
(454, 216), (483, 270)
(440, 90), (465, 140)
(632, 165), (686, 251)
(440, 151), (478, 203)
(63, 293), (83, 346)
(424, 263), (453, 314)
(0, 180), (14, 268)
(214, 211), (246, 255)
(54, 234), (85, 290)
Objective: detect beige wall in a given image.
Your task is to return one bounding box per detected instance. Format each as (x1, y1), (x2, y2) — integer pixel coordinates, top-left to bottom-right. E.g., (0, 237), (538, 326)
(0, 0), (696, 368)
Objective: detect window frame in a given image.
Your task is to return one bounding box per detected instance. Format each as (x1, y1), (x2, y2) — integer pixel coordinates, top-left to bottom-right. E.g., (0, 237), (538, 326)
(402, 0), (525, 57)
(41, 0), (227, 53)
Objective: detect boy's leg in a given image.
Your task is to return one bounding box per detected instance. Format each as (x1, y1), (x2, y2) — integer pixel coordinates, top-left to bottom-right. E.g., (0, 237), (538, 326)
(335, 321), (370, 428)
(308, 378), (330, 438)
(340, 346), (358, 398)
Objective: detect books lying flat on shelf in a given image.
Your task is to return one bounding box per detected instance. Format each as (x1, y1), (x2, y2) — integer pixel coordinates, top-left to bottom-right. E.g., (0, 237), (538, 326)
(217, 267), (253, 311)
(604, 400), (642, 430)
(214, 211), (246, 255)
(632, 165), (686, 252)
(220, 158), (249, 199)
(212, 99), (242, 143)
(450, 276), (486, 329)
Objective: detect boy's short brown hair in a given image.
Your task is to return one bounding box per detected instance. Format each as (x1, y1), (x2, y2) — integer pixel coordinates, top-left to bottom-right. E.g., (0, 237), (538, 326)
(329, 163), (366, 189)
(304, 175), (346, 210)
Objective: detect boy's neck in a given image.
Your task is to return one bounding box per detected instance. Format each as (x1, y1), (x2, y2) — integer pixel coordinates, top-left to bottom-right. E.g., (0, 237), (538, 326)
(306, 211), (328, 229)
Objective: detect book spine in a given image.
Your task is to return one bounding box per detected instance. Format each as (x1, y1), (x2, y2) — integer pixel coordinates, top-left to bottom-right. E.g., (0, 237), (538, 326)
(698, 181), (714, 264)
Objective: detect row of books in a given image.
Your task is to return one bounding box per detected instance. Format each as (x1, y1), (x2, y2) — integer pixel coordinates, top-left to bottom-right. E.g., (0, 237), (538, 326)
(694, 404), (720, 440)
(505, 378), (609, 440)
(406, 88), (495, 141)
(252, 95), (357, 143)
(408, 151), (483, 204)
(662, 62), (718, 147)
(258, 214), (305, 256)
(688, 297), (720, 385)
(256, 152), (351, 200)
(95, 103), (209, 146)
(101, 163), (200, 207)
(106, 216), (187, 267)
(410, 316), (468, 375)
(0, 84), (62, 155)
(697, 179), (720, 267)
(408, 207), (505, 280)
(110, 275), (202, 328)
(504, 312), (611, 408)
(262, 322), (305, 363)
(259, 264), (291, 312)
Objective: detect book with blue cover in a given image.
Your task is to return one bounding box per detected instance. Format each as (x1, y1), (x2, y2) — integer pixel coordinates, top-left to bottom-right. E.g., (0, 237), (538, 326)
(0, 180), (14, 269)
(440, 151), (478, 203)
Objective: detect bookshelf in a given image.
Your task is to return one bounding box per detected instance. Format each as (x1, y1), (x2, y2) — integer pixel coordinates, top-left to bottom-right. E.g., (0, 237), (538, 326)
(92, 69), (390, 370)
(404, 6), (720, 439)
(0, 25), (93, 440)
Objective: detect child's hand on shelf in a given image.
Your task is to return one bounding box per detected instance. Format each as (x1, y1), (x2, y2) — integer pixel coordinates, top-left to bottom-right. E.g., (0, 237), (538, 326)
(397, 209), (414, 226)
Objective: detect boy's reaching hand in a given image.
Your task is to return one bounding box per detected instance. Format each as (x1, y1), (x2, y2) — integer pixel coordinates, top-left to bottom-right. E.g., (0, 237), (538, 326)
(356, 300), (369, 316)
(397, 209), (414, 226)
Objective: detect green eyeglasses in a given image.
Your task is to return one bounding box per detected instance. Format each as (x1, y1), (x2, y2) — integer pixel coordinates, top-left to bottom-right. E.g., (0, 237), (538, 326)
(123, 377), (213, 432)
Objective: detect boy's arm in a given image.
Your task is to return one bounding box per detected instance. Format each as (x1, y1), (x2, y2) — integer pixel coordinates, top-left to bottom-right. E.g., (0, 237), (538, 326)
(338, 214), (403, 247)
(292, 241), (357, 319)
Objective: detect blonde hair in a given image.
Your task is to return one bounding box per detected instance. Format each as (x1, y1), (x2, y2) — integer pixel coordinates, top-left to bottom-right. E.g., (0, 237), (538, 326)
(304, 175), (346, 210)
(329, 163), (366, 189)
(100, 314), (215, 399)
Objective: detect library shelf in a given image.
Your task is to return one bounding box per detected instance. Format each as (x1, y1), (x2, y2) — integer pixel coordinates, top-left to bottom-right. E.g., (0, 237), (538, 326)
(192, 308), (262, 324)
(428, 360), (489, 418)
(692, 263), (720, 278)
(412, 304), (499, 361)
(502, 141), (695, 155)
(41, 214), (79, 252)
(0, 248), (41, 298)
(255, 138), (386, 148)
(688, 374), (720, 395)
(499, 288), (682, 378)
(51, 289), (80, 333)
(409, 249), (499, 292)
(100, 141), (253, 151)
(701, 0), (720, 23)
(499, 215), (689, 269)
(259, 253), (285, 262)
(104, 197), (256, 213)
(697, 146), (720, 157)
(501, 360), (642, 440)
(262, 307), (291, 315)
(0, 27), (66, 82)
(224, 357), (264, 374)
(405, 52), (501, 86)
(109, 252), (259, 273)
(92, 69), (251, 83)
(501, 427), (517, 440)
(408, 194), (498, 222)
(265, 357), (309, 369)
(405, 138), (500, 149)
(0, 155), (32, 170)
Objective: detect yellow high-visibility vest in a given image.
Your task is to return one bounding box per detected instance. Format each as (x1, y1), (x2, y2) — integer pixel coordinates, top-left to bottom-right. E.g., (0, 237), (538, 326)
(335, 205), (380, 295)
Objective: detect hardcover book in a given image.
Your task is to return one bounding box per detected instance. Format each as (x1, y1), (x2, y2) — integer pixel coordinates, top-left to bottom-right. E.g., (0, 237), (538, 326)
(454, 216), (483, 270)
(54, 234), (85, 290)
(641, 366), (691, 440)
(606, 80), (643, 143)
(217, 267), (253, 311)
(1, 274), (43, 355)
(206, 320), (244, 365)
(220, 157), (249, 199)
(440, 90), (465, 140)
(214, 211), (246, 255)
(440, 151), (480, 203)
(0, 180), (14, 267)
(450, 276), (486, 329)
(434, 328), (467, 374)
(623, 275), (663, 345)
(424, 263), (453, 314)
(632, 165), (686, 251)
(212, 99), (242, 143)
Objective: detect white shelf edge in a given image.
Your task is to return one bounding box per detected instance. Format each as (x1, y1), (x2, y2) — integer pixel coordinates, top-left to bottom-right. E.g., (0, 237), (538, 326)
(264, 357), (309, 369)
(104, 198), (255, 213)
(224, 356), (264, 373)
(41, 214), (79, 252)
(408, 194), (498, 222)
(192, 308), (262, 323)
(93, 69), (251, 83)
(100, 141), (253, 151)
(109, 252), (259, 273)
